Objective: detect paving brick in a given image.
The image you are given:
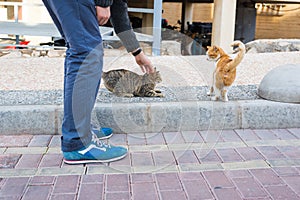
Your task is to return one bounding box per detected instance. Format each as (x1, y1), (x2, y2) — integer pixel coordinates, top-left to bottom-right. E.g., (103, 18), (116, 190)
(28, 135), (52, 147)
(48, 135), (61, 147)
(277, 146), (300, 159)
(131, 152), (154, 166)
(288, 128), (300, 139)
(145, 132), (165, 145)
(173, 150), (199, 164)
(181, 131), (204, 143)
(0, 135), (33, 147)
(0, 177), (29, 198)
(253, 129), (278, 140)
(250, 168), (284, 186)
(39, 154), (63, 168)
(220, 130), (243, 142)
(130, 173), (154, 183)
(163, 132), (185, 144)
(273, 167), (300, 177)
(155, 173), (182, 191)
(81, 174), (104, 183)
(15, 154), (42, 168)
(199, 130), (224, 143)
(265, 185), (300, 200)
(109, 133), (127, 146)
(160, 190), (187, 200)
(131, 182), (159, 200)
(179, 172), (202, 181)
(0, 154), (21, 168)
(22, 185), (52, 200)
(152, 150), (176, 166)
(213, 187), (242, 200)
(281, 176), (300, 195)
(195, 149), (222, 163)
(109, 152), (131, 166)
(272, 129), (298, 140)
(256, 146), (286, 160)
(217, 148), (243, 162)
(234, 129), (260, 141)
(52, 175), (80, 194)
(77, 183), (103, 200)
(236, 147), (265, 161)
(181, 179), (214, 200)
(105, 192), (130, 200)
(106, 174), (129, 192)
(226, 170), (252, 179)
(203, 171), (235, 188)
(30, 176), (56, 186)
(233, 177), (268, 199)
(49, 194), (76, 200)
(127, 133), (146, 145)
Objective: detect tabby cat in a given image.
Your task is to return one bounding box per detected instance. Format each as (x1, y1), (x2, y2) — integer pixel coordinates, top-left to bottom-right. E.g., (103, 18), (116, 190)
(206, 40), (245, 101)
(102, 68), (163, 97)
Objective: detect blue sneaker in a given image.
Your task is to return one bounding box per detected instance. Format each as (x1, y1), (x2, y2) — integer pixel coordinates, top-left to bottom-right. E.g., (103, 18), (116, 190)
(63, 133), (127, 164)
(92, 127), (113, 139)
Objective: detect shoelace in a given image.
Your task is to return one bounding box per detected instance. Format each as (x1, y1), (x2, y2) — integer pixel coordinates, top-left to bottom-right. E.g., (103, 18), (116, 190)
(91, 132), (111, 149)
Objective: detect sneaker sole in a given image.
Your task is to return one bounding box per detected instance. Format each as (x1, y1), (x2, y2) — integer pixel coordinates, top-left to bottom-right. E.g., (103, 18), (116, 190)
(63, 152), (127, 165)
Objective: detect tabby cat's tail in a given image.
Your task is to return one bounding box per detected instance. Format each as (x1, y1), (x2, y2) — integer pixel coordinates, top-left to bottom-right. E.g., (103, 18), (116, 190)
(228, 41), (246, 70)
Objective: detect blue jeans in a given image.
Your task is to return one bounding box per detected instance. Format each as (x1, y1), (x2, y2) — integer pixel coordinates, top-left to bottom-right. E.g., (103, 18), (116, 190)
(43, 0), (103, 152)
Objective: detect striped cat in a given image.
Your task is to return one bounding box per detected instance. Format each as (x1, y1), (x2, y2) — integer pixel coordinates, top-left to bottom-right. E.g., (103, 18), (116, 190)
(102, 68), (163, 97)
(206, 40), (245, 101)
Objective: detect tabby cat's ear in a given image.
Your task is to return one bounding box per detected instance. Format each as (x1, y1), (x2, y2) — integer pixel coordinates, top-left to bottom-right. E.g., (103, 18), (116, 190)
(154, 67), (157, 72)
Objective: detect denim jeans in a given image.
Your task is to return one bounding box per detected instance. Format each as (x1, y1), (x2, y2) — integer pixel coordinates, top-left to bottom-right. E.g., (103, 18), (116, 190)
(43, 0), (103, 152)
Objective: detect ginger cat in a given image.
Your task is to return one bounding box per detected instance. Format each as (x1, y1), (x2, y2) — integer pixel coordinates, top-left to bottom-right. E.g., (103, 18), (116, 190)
(206, 41), (245, 101)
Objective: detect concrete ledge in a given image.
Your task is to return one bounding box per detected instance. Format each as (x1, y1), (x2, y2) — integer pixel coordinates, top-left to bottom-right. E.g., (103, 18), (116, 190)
(0, 99), (299, 135)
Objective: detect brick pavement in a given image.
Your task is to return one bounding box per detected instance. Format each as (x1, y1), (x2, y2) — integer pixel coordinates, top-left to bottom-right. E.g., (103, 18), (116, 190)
(0, 128), (300, 200)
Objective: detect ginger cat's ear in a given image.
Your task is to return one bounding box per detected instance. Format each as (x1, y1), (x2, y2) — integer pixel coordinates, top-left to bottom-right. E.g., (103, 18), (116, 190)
(213, 46), (218, 51)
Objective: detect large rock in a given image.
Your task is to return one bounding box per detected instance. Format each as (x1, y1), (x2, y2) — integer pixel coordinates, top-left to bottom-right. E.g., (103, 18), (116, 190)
(258, 64), (300, 103)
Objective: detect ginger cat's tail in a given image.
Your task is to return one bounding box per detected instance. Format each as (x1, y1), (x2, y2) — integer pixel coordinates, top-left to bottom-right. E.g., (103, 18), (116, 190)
(227, 41), (245, 71)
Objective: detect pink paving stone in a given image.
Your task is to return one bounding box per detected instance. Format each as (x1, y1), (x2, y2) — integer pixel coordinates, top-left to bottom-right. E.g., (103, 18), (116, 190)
(15, 154), (42, 168)
(255, 146), (286, 160)
(163, 132), (185, 144)
(81, 174), (104, 183)
(160, 190), (187, 200)
(233, 177), (268, 199)
(220, 130), (243, 142)
(272, 167), (300, 177)
(77, 183), (103, 200)
(48, 135), (61, 147)
(130, 173), (154, 183)
(131, 152), (154, 166)
(145, 132), (166, 145)
(181, 131), (204, 143)
(281, 176), (300, 195)
(179, 172), (202, 181)
(30, 176), (56, 186)
(131, 182), (159, 200)
(105, 192), (130, 200)
(287, 128), (300, 139)
(277, 146), (300, 159)
(252, 129), (279, 140)
(106, 174), (129, 192)
(216, 148), (244, 162)
(152, 150), (176, 166)
(39, 154), (63, 168)
(50, 194), (76, 200)
(265, 185), (300, 200)
(0, 177), (29, 198)
(22, 185), (52, 200)
(109, 133), (127, 146)
(0, 135), (33, 147)
(235, 147), (265, 161)
(127, 133), (146, 145)
(173, 150), (199, 164)
(272, 129), (298, 140)
(195, 149), (222, 163)
(250, 168), (284, 186)
(234, 129), (260, 141)
(155, 173), (183, 191)
(213, 188), (243, 200)
(109, 152), (131, 166)
(52, 175), (80, 194)
(28, 135), (52, 147)
(181, 179), (214, 200)
(0, 154), (21, 168)
(199, 130), (225, 143)
(203, 171), (235, 188)
(226, 170), (252, 179)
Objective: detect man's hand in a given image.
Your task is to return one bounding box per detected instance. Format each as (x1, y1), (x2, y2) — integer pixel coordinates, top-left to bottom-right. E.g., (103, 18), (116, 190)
(96, 6), (110, 25)
(134, 51), (155, 74)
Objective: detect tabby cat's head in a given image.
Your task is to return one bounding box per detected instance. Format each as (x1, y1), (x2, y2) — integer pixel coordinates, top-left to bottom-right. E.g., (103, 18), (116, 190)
(206, 45), (221, 61)
(146, 68), (162, 83)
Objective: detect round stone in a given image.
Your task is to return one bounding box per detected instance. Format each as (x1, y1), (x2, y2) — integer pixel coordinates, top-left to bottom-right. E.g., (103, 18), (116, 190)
(258, 64), (300, 103)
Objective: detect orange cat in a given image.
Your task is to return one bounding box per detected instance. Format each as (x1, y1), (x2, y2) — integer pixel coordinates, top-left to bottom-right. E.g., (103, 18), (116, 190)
(206, 41), (245, 101)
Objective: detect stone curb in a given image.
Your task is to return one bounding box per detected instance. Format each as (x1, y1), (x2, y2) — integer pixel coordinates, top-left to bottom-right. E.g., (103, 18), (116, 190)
(0, 99), (299, 135)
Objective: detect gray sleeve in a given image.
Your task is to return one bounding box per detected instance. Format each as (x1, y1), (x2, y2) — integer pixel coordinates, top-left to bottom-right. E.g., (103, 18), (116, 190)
(110, 0), (140, 52)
